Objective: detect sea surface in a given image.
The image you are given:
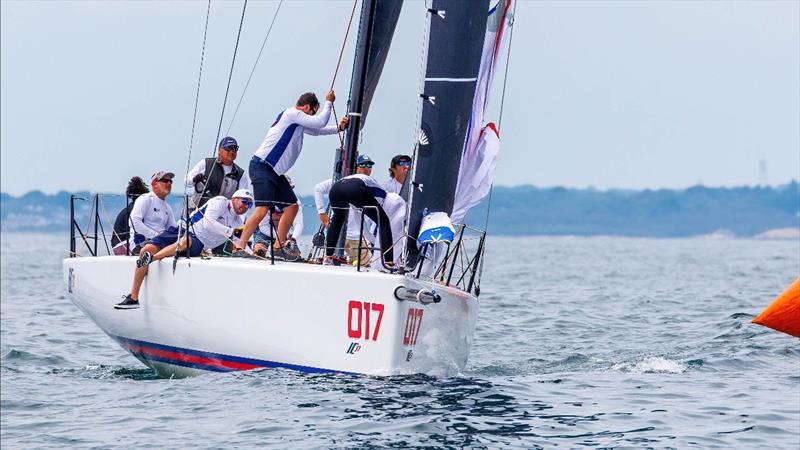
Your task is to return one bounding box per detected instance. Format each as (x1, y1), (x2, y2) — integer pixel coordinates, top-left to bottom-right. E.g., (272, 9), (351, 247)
(1, 233), (798, 449)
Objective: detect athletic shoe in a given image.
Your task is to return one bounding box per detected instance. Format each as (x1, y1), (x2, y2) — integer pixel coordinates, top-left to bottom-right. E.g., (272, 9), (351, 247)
(114, 294), (140, 310)
(230, 249), (251, 258)
(274, 246), (299, 262)
(136, 251), (152, 268)
(322, 256), (335, 266)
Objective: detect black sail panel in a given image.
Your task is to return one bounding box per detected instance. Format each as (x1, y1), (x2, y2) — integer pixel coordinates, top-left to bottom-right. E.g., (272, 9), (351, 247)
(344, 0), (404, 171)
(360, 0), (404, 125)
(406, 0), (488, 257)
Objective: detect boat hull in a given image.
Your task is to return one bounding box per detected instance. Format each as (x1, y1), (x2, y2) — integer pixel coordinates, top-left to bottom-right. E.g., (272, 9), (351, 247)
(63, 256), (478, 377)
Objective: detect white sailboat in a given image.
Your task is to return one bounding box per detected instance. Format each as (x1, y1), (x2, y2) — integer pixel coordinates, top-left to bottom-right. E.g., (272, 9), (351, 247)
(63, 0), (514, 377)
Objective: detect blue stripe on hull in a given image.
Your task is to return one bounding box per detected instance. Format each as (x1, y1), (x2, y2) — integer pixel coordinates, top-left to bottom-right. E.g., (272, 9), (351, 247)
(110, 334), (352, 375)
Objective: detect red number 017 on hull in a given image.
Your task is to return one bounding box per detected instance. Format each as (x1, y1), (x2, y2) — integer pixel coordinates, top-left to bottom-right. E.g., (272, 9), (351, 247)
(348, 301), (385, 341)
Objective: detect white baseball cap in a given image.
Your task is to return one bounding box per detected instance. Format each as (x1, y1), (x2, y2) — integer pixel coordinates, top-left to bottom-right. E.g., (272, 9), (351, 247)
(232, 189), (254, 202)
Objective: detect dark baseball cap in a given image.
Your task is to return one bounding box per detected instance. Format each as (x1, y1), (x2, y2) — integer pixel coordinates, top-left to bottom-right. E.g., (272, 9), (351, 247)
(357, 154), (375, 166)
(391, 154), (412, 166)
(219, 136), (239, 150)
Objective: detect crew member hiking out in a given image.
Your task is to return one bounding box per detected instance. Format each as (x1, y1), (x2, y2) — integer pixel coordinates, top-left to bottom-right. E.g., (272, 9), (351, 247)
(115, 190), (253, 310)
(185, 136), (250, 209)
(323, 174), (405, 269)
(235, 90), (348, 259)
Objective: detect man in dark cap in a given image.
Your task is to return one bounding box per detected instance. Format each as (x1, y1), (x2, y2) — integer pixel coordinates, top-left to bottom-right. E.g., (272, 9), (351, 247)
(185, 136), (250, 209)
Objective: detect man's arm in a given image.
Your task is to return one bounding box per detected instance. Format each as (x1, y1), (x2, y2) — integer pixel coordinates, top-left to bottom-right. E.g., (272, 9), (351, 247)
(238, 170), (251, 191)
(185, 160), (206, 191)
(291, 101), (332, 129)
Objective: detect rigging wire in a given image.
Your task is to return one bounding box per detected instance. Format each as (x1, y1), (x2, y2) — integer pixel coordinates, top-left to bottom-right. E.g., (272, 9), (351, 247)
(329, 0), (360, 177)
(181, 0), (212, 201)
(212, 0), (249, 157)
(483, 0), (517, 232)
(402, 0), (434, 252)
(224, 0), (284, 135)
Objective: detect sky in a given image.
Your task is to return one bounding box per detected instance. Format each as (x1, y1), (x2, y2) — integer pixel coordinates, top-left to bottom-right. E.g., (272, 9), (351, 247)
(1, 0), (798, 196)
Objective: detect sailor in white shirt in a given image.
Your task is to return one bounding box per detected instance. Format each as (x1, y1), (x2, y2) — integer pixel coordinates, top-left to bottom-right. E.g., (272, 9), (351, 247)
(381, 154), (412, 194)
(314, 154), (376, 264)
(116, 190), (254, 310)
(128, 171), (178, 253)
(323, 173), (406, 270)
(236, 90), (348, 259)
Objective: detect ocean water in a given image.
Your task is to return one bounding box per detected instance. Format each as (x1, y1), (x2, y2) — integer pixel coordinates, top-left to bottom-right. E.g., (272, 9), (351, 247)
(1, 233), (798, 449)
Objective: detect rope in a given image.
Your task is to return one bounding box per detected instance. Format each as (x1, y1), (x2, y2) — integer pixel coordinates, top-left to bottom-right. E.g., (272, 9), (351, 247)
(329, 0), (360, 176)
(225, 0), (284, 135)
(496, 0), (516, 133)
(402, 1), (433, 251)
(176, 0), (212, 267)
(212, 0), (249, 157)
(182, 0), (211, 201)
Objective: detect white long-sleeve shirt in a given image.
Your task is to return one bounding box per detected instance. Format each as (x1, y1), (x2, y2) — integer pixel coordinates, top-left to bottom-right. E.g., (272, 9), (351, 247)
(257, 201), (304, 240)
(129, 192), (177, 240)
(314, 178), (364, 240)
(382, 178), (403, 195)
(184, 159), (251, 192)
(253, 102), (339, 175)
(189, 196), (245, 250)
(371, 192), (406, 270)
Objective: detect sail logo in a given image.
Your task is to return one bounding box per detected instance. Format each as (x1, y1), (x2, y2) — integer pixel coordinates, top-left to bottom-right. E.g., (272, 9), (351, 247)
(346, 342), (361, 355)
(417, 129), (429, 145)
(403, 308), (424, 347)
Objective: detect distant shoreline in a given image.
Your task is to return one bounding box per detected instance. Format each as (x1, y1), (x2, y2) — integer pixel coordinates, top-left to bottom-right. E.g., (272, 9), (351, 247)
(2, 182), (797, 238)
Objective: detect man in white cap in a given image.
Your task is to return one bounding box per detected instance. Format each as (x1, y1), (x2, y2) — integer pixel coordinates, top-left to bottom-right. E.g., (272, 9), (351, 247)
(116, 189), (254, 309)
(128, 170), (177, 254)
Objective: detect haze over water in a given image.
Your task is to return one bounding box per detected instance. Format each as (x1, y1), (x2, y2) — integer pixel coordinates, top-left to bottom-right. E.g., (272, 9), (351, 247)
(1, 234), (798, 448)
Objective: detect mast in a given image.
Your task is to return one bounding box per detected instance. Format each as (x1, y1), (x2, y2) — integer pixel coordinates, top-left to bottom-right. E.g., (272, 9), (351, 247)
(342, 0), (377, 175)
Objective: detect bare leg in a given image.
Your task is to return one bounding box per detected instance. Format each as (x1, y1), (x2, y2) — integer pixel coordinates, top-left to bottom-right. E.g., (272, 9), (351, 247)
(238, 205), (268, 251)
(275, 203), (298, 249)
(130, 243), (160, 300)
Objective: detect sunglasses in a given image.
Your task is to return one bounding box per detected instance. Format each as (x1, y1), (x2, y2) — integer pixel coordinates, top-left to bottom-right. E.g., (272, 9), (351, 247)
(159, 179), (173, 184)
(223, 147), (239, 152)
(240, 198), (253, 208)
(396, 161), (411, 167)
(357, 164), (374, 168)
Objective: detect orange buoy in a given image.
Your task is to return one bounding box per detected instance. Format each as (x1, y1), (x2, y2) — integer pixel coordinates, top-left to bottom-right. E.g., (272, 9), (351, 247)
(753, 277), (800, 338)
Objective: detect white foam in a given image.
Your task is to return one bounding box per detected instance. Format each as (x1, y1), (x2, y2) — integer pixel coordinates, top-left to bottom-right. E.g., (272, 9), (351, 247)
(612, 356), (687, 374)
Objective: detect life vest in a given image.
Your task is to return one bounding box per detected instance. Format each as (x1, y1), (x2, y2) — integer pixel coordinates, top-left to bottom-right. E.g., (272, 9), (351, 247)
(191, 157), (244, 208)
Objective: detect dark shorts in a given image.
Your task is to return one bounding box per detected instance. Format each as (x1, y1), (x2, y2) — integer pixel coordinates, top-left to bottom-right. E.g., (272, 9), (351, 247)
(149, 226), (181, 249)
(148, 227), (204, 257)
(249, 157), (298, 208)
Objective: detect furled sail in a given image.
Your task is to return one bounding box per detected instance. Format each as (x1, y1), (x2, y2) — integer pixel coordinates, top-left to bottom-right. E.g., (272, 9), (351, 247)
(451, 0), (513, 224)
(405, 0), (489, 264)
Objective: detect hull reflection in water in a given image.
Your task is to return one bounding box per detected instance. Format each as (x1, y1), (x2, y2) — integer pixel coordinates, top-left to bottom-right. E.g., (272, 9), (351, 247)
(63, 256), (478, 377)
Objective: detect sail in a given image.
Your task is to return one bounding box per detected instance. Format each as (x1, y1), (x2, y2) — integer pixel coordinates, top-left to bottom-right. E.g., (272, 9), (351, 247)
(360, 0), (404, 126)
(451, 0), (513, 224)
(406, 0), (489, 259)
